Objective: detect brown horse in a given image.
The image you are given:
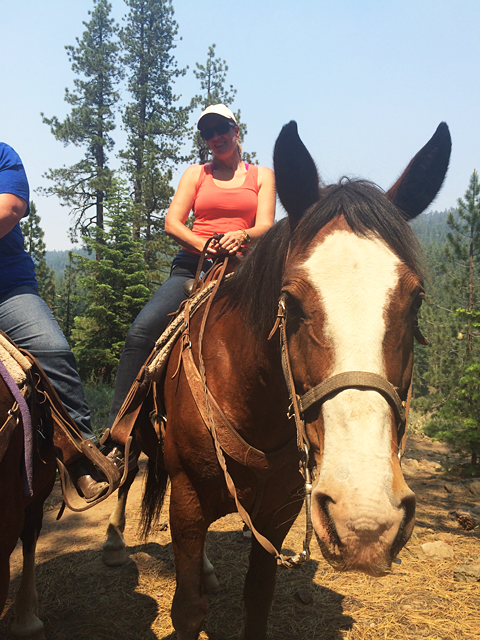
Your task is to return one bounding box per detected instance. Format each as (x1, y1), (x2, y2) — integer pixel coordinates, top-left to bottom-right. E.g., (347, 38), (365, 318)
(104, 121), (451, 640)
(1, 346), (119, 639)
(0, 371), (56, 639)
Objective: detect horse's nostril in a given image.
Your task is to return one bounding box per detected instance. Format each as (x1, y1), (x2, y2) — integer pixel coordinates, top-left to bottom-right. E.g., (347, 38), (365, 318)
(316, 491), (333, 513)
(315, 492), (338, 536)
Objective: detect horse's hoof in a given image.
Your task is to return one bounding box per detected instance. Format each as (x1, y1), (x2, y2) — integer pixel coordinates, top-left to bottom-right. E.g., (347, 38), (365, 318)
(102, 542), (129, 566)
(11, 616), (45, 640)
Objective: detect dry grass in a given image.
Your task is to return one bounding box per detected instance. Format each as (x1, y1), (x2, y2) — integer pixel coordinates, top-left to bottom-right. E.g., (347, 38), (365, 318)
(1, 436), (480, 639)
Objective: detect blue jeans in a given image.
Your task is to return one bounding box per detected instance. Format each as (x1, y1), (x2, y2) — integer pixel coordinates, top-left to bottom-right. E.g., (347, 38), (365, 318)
(0, 285), (94, 440)
(106, 250), (211, 429)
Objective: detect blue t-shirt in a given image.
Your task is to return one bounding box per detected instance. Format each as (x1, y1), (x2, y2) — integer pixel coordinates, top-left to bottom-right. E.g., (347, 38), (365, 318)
(0, 143), (37, 300)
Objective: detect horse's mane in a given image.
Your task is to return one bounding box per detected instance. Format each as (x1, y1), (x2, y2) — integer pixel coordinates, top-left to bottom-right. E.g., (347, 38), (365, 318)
(217, 178), (423, 340)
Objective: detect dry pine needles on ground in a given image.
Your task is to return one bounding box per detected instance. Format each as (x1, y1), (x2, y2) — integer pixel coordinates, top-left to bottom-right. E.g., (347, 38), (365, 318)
(1, 435), (479, 639)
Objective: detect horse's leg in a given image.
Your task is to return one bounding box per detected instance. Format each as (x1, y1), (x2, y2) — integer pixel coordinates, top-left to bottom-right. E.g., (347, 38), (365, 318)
(242, 503), (301, 640)
(169, 477), (210, 640)
(102, 465), (138, 566)
(241, 534), (279, 640)
(11, 504), (45, 640)
(202, 547), (219, 593)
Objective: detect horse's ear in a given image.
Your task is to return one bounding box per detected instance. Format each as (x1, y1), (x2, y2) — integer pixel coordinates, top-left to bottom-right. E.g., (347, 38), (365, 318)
(386, 122), (451, 220)
(274, 121), (320, 229)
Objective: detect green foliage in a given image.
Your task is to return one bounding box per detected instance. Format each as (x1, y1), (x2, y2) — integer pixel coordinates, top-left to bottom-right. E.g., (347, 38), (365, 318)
(412, 174), (480, 468)
(413, 242), (466, 398)
(20, 202), (56, 308)
(120, 0), (188, 280)
(83, 383), (114, 438)
(71, 178), (150, 382)
(424, 363), (480, 470)
(40, 0), (122, 237)
(443, 170), (480, 356)
(190, 44), (257, 166)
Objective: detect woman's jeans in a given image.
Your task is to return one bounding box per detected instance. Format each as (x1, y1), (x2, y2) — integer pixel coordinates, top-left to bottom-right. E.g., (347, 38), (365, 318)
(0, 285), (94, 440)
(106, 250), (212, 429)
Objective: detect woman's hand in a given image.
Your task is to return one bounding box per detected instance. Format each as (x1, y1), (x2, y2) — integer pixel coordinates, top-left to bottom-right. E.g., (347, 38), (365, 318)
(208, 230), (247, 255)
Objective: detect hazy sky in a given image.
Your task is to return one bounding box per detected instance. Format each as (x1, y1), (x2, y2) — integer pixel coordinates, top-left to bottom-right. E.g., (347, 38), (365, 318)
(1, 0), (478, 249)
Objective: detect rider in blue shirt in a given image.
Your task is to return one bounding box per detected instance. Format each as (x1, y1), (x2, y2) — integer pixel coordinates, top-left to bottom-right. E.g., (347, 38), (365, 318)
(0, 142), (108, 501)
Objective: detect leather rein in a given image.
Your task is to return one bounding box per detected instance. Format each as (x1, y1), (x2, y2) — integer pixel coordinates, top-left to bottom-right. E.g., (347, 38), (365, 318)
(177, 240), (420, 568)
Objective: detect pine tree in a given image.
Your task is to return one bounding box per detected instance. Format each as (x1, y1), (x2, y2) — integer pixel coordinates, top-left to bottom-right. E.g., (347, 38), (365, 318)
(424, 363), (480, 470)
(413, 242), (466, 402)
(191, 44), (257, 166)
(55, 251), (83, 342)
(20, 202), (56, 308)
(40, 0), (122, 240)
(444, 170), (480, 357)
(71, 177), (151, 383)
(120, 0), (189, 282)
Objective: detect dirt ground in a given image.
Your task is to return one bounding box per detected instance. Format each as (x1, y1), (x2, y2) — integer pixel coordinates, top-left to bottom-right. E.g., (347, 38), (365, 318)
(1, 435), (479, 640)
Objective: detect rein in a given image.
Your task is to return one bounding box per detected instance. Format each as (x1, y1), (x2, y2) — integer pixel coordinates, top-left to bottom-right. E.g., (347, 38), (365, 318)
(172, 238), (418, 568)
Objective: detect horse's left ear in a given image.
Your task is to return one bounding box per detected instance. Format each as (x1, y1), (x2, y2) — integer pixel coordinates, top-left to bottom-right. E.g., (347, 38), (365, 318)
(274, 121), (320, 229)
(386, 122), (452, 220)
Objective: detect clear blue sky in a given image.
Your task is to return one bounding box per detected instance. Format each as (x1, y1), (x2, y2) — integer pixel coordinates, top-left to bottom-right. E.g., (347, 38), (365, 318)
(1, 0), (478, 249)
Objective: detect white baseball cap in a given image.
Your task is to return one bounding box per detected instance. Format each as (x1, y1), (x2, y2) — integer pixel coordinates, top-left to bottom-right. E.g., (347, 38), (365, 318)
(197, 104), (237, 129)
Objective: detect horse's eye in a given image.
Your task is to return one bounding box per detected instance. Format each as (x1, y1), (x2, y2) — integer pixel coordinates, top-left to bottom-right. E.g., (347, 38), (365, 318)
(283, 291), (305, 319)
(412, 291), (425, 313)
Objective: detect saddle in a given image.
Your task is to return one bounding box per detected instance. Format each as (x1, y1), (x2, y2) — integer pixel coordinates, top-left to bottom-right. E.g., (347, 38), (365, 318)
(0, 330), (120, 509)
(104, 248), (309, 565)
(103, 256), (236, 453)
(105, 251), (297, 483)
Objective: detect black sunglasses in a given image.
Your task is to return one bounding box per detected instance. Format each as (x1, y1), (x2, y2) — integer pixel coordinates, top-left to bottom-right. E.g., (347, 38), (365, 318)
(199, 120), (235, 141)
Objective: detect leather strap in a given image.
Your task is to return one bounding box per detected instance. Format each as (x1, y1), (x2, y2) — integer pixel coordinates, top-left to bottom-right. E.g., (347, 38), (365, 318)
(19, 350), (121, 509)
(298, 370), (406, 427)
(183, 258), (305, 566)
(182, 347), (297, 473)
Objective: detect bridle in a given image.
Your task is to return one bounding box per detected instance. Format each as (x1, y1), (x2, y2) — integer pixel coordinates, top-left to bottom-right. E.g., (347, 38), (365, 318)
(269, 295), (410, 448)
(268, 293), (417, 565)
(177, 239), (421, 568)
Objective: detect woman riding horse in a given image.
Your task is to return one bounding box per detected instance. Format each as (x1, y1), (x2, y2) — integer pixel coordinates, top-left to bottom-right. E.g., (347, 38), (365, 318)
(104, 104), (276, 465)
(0, 142), (111, 501)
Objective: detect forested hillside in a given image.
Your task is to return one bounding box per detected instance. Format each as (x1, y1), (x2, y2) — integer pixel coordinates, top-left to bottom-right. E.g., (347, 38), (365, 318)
(409, 187), (480, 473)
(20, 0), (480, 472)
(46, 249), (90, 275)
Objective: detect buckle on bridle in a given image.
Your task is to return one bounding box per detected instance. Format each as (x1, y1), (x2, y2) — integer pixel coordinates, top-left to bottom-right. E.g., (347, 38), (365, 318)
(287, 402), (295, 420)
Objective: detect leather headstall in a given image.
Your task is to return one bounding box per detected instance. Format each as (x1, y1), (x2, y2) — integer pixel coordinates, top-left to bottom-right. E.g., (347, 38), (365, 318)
(269, 295), (419, 457)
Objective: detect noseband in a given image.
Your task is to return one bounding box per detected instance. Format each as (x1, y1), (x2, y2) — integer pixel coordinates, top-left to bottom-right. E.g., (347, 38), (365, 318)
(269, 296), (410, 462)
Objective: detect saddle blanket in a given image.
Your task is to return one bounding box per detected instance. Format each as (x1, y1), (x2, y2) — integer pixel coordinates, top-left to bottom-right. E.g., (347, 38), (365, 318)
(146, 275), (232, 384)
(0, 332), (31, 386)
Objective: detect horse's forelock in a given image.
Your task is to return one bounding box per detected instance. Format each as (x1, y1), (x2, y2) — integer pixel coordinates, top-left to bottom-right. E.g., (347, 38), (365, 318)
(218, 179), (423, 342)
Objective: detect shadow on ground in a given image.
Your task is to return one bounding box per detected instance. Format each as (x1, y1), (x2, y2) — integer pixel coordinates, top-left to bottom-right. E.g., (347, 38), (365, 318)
(1, 530), (353, 640)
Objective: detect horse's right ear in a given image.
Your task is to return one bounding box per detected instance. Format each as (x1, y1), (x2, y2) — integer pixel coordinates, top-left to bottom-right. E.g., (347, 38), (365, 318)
(274, 121), (320, 229)
(386, 122), (452, 220)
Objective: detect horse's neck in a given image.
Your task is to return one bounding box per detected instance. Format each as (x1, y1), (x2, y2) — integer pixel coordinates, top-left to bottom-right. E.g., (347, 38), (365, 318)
(201, 310), (292, 450)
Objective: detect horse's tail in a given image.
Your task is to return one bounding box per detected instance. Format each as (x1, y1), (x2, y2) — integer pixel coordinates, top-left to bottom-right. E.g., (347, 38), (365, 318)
(140, 454), (169, 539)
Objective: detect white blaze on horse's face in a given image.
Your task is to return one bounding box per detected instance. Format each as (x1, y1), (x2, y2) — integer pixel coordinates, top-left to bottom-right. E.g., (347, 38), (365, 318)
(303, 229), (415, 575)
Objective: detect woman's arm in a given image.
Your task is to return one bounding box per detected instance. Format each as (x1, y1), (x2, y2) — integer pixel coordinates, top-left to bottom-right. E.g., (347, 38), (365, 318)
(0, 193), (27, 239)
(164, 165), (205, 253)
(215, 166), (276, 255)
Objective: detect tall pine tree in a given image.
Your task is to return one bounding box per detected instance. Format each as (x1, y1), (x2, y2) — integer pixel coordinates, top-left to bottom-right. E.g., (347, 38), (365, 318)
(71, 177), (151, 383)
(444, 170), (480, 357)
(120, 0), (189, 282)
(20, 202), (56, 308)
(191, 44), (257, 166)
(41, 0), (122, 240)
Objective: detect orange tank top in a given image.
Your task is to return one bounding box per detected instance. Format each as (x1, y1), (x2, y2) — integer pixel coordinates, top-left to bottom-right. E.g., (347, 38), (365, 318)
(190, 163), (259, 243)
